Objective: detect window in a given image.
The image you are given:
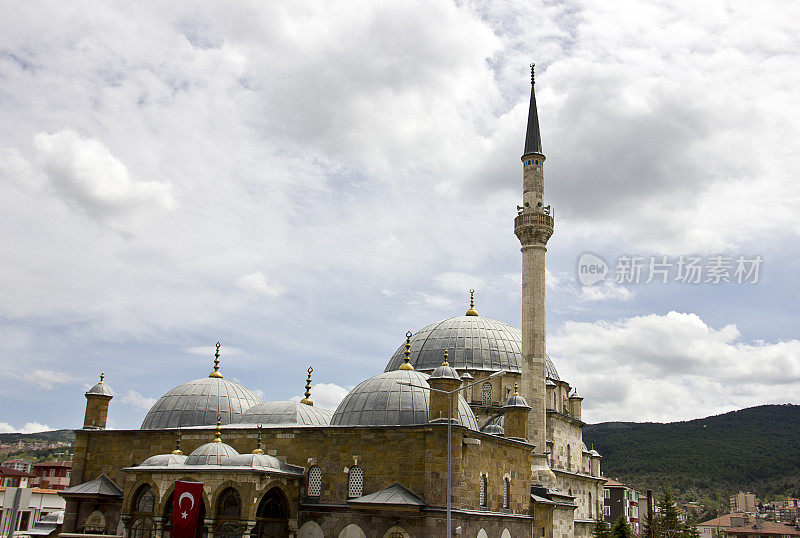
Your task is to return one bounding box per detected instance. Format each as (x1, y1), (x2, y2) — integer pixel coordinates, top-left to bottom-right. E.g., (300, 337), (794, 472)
(604, 505), (610, 516)
(604, 489), (610, 499)
(482, 382), (492, 406)
(503, 478), (510, 509)
(216, 522), (241, 538)
(217, 488), (242, 518)
(131, 518), (152, 538)
(567, 445), (571, 471)
(307, 465), (322, 497)
(134, 486), (155, 513)
(480, 475), (487, 507)
(589, 492), (593, 518)
(348, 466), (363, 498)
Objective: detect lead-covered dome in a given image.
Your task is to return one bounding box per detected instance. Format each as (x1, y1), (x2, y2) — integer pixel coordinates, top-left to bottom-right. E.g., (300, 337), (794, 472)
(185, 440), (239, 466)
(240, 401), (333, 426)
(331, 370), (479, 430)
(141, 377), (262, 430)
(384, 315), (560, 379)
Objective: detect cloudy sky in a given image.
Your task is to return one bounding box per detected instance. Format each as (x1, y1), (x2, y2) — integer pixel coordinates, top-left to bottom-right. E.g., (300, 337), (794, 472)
(1, 0), (799, 432)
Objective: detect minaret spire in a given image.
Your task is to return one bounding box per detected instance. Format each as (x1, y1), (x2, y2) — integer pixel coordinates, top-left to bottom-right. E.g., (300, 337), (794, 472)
(523, 64), (543, 156)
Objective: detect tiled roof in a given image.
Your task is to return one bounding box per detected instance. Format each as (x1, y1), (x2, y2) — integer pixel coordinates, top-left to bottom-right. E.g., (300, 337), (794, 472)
(698, 514), (800, 535)
(60, 474), (122, 498)
(603, 478), (627, 487)
(0, 465), (36, 477)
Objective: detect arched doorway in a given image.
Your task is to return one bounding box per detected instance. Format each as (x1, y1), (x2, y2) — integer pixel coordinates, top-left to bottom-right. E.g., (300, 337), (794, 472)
(130, 485), (155, 538)
(252, 487), (289, 538)
(216, 488), (243, 538)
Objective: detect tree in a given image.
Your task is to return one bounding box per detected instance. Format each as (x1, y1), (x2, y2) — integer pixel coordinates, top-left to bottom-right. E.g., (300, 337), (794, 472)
(593, 518), (611, 538)
(658, 488), (682, 534)
(611, 516), (633, 538)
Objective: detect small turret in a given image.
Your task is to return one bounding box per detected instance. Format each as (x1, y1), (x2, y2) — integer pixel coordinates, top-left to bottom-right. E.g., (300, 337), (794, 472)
(427, 351), (462, 423)
(568, 389), (583, 421)
(83, 372), (113, 429)
(501, 383), (531, 441)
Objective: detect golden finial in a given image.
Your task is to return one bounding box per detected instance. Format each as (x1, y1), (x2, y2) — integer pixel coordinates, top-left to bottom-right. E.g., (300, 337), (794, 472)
(300, 367), (314, 406)
(530, 63), (535, 86)
(442, 349), (450, 367)
(252, 424), (264, 455)
(514, 382), (519, 396)
(209, 342), (223, 378)
(99, 372), (105, 384)
(214, 414), (222, 443)
(172, 430), (183, 455)
(465, 289), (478, 316)
(399, 331), (414, 370)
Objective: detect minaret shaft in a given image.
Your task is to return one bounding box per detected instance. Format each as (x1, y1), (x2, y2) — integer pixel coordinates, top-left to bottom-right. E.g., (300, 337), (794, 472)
(514, 66), (553, 461)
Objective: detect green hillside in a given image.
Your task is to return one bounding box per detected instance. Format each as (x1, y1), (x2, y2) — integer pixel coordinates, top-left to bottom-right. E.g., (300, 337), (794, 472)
(583, 404), (800, 507)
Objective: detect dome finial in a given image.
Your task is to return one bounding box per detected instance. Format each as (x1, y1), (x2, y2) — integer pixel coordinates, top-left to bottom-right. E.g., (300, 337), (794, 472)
(209, 342), (223, 378)
(530, 63), (535, 86)
(514, 382), (519, 396)
(99, 372), (105, 384)
(399, 331), (415, 370)
(300, 367), (314, 406)
(442, 349), (449, 367)
(252, 424), (264, 455)
(172, 430), (183, 455)
(214, 414), (222, 442)
(465, 289), (478, 316)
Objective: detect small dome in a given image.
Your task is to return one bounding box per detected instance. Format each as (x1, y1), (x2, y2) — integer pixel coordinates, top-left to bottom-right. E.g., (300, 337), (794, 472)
(86, 373), (112, 397)
(331, 370), (478, 430)
(481, 415), (504, 435)
(140, 453), (188, 467)
(430, 361), (460, 382)
(141, 377), (262, 430)
(385, 316), (561, 380)
(223, 453), (287, 471)
(185, 441), (239, 466)
(240, 401), (332, 426)
(502, 392), (530, 411)
(590, 449), (602, 457)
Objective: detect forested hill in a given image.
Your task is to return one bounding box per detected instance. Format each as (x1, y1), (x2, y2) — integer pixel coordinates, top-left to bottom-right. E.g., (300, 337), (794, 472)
(582, 404), (800, 501)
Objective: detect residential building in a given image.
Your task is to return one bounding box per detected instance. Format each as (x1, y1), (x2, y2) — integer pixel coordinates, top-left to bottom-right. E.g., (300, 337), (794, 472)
(698, 514), (800, 538)
(1, 461), (32, 474)
(603, 479), (642, 534)
(31, 462), (71, 491)
(731, 492), (758, 514)
(0, 486), (66, 537)
(0, 466), (34, 488)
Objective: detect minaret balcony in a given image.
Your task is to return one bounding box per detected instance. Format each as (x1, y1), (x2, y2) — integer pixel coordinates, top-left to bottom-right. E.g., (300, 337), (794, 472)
(514, 212), (554, 247)
(514, 212), (554, 230)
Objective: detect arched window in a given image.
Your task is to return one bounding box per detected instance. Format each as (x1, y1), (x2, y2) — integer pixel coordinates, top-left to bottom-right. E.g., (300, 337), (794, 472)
(253, 488), (289, 538)
(503, 477), (510, 509)
(479, 474), (487, 508)
(134, 486), (155, 514)
(482, 382), (492, 406)
(307, 465), (322, 497)
(348, 465), (363, 498)
(130, 485), (155, 538)
(217, 488), (242, 519)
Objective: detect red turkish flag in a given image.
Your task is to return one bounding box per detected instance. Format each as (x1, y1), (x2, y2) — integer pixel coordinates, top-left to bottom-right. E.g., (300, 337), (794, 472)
(172, 481), (204, 538)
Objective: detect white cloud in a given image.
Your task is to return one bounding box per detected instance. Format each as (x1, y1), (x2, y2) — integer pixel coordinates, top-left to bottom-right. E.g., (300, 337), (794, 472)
(236, 271), (286, 297)
(33, 130), (174, 221)
(549, 311), (800, 422)
(579, 281), (635, 302)
(433, 272), (484, 294)
(0, 422), (52, 434)
(11, 370), (74, 390)
(289, 382), (350, 411)
(119, 390), (156, 411)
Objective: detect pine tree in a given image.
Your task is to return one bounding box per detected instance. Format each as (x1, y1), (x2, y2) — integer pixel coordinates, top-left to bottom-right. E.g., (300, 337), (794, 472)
(611, 516), (633, 538)
(593, 518), (612, 538)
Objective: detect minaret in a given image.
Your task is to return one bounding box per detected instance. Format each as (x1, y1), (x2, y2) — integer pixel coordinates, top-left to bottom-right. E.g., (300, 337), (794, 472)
(514, 64), (554, 472)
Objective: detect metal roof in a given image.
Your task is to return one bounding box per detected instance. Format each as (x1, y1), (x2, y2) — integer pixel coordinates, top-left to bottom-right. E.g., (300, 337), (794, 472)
(140, 453), (187, 467)
(61, 475), (122, 498)
(140, 377), (262, 430)
(86, 382), (112, 397)
(331, 370), (479, 430)
(348, 483), (425, 507)
(223, 453), (303, 475)
(384, 315), (561, 380)
(184, 441), (239, 466)
(239, 401), (332, 426)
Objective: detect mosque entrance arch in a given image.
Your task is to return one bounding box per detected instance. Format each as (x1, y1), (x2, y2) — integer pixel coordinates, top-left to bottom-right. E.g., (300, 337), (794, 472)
(252, 487), (290, 538)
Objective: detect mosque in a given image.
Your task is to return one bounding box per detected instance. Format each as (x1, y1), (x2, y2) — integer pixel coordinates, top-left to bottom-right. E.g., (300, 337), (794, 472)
(61, 67), (605, 538)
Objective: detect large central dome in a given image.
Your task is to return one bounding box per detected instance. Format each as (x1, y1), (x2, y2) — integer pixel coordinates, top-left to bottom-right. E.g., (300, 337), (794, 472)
(384, 314), (560, 379)
(141, 377), (262, 430)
